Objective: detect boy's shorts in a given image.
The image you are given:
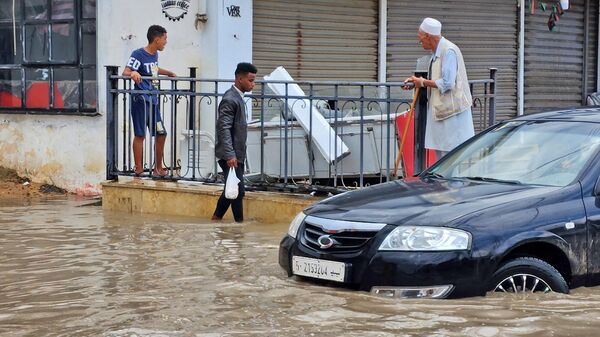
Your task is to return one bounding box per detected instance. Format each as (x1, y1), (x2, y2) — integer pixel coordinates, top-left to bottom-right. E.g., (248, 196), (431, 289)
(130, 96), (167, 137)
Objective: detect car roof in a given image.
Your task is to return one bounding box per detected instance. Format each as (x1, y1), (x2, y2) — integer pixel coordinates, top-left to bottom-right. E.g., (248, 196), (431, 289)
(511, 106), (600, 123)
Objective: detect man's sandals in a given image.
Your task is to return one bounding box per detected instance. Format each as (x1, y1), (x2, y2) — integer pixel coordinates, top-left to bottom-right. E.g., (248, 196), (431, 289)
(133, 168), (168, 178)
(152, 169), (168, 178)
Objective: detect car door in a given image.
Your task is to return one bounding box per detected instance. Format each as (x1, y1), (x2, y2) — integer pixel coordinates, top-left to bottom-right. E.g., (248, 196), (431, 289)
(583, 151), (600, 285)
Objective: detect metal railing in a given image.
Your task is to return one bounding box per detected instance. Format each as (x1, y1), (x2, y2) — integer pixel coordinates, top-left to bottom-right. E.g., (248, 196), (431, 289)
(106, 66), (496, 194)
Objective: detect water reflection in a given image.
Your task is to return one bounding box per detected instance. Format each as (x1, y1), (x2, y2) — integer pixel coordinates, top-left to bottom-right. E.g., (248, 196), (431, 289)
(0, 200), (599, 336)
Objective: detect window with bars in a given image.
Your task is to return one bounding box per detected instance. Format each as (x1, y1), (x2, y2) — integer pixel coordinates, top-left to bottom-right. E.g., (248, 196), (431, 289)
(0, 0), (96, 115)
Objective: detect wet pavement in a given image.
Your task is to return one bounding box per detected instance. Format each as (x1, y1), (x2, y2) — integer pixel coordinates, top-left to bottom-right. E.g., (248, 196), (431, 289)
(2, 199), (600, 336)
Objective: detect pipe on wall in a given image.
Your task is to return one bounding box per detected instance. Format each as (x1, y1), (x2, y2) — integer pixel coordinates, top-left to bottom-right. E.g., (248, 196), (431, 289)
(583, 0), (590, 103)
(378, 0), (387, 83)
(518, 0), (525, 115)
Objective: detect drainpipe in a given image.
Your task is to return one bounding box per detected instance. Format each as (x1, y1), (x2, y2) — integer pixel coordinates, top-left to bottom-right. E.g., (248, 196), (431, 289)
(378, 0), (387, 83)
(12, 0), (16, 55)
(518, 0), (525, 115)
(583, 0), (590, 103)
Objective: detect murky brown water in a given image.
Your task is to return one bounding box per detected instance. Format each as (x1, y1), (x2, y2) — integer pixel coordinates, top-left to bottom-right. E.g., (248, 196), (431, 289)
(2, 199), (600, 336)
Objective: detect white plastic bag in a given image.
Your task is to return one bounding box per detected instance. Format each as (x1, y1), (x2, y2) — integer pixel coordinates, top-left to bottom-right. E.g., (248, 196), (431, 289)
(225, 167), (240, 199)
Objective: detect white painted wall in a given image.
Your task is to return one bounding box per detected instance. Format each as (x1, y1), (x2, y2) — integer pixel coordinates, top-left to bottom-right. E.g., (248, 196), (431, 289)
(0, 114), (106, 196)
(199, 0), (252, 135)
(0, 0), (253, 194)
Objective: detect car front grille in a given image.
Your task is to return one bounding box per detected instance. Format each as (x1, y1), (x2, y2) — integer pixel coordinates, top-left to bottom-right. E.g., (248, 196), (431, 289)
(300, 217), (384, 253)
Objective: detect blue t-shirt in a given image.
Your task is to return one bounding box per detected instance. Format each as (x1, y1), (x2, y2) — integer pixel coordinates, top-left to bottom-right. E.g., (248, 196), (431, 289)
(126, 48), (159, 104)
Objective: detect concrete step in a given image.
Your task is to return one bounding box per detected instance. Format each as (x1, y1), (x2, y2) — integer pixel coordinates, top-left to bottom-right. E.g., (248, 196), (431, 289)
(102, 179), (322, 224)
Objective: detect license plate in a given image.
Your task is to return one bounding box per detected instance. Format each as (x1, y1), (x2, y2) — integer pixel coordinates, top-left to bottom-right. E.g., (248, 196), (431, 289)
(292, 256), (346, 282)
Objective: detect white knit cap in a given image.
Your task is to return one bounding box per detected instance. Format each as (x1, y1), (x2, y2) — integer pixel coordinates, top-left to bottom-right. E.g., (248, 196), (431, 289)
(419, 17), (442, 36)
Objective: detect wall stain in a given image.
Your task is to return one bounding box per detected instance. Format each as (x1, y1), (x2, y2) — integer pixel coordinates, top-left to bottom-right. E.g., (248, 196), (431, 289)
(45, 148), (55, 158)
(0, 142), (18, 155)
(84, 158), (105, 174)
(37, 162), (64, 183)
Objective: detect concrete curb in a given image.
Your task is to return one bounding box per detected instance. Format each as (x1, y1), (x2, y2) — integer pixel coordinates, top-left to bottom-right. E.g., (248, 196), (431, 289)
(101, 178), (322, 224)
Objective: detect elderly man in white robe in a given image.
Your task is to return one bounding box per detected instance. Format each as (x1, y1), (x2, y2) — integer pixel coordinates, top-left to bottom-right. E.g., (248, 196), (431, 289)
(404, 17), (475, 158)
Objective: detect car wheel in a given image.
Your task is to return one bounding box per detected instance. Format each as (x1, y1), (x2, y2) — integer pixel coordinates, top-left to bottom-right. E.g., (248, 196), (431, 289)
(490, 257), (569, 294)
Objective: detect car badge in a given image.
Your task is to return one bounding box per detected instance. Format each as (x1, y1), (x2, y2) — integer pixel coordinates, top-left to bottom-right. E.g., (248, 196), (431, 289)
(317, 235), (335, 249)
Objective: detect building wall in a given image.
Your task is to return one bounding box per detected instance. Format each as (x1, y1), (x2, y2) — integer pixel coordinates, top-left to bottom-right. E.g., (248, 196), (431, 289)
(200, 0), (252, 137)
(0, 114), (105, 195)
(0, 0), (596, 193)
(0, 0), (252, 194)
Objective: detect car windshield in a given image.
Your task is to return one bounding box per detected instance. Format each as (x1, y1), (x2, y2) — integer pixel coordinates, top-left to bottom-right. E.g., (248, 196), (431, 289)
(429, 120), (600, 187)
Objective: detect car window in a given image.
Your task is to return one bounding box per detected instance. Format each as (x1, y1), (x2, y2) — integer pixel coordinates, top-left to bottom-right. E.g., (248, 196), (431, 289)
(431, 120), (600, 186)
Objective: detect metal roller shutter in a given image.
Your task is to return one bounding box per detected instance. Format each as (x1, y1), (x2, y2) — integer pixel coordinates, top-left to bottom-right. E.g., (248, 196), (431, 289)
(252, 0), (379, 81)
(387, 0), (518, 121)
(524, 0), (594, 112)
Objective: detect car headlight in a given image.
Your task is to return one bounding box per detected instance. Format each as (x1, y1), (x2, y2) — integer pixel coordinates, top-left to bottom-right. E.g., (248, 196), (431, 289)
(287, 212), (306, 239)
(379, 226), (471, 251)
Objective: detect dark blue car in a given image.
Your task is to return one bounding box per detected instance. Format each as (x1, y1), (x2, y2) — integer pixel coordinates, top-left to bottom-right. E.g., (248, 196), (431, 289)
(279, 107), (600, 298)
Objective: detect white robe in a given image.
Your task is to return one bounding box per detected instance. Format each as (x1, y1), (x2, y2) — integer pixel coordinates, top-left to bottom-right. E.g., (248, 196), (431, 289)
(424, 38), (475, 152)
(425, 105), (474, 152)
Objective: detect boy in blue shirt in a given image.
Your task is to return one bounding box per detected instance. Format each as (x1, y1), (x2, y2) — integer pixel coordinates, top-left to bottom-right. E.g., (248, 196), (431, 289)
(123, 25), (176, 177)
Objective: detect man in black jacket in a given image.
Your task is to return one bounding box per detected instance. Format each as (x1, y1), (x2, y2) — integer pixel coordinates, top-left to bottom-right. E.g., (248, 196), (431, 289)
(212, 62), (257, 222)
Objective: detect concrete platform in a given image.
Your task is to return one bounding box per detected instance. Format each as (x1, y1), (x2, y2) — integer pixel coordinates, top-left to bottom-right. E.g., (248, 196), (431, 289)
(102, 178), (322, 224)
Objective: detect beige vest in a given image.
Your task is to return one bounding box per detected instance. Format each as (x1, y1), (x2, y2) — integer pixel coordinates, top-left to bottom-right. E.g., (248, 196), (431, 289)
(429, 39), (472, 121)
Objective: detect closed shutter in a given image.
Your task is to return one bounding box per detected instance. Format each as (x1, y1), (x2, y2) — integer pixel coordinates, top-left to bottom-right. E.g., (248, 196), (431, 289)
(524, 0), (592, 112)
(252, 0), (378, 81)
(387, 1), (518, 122)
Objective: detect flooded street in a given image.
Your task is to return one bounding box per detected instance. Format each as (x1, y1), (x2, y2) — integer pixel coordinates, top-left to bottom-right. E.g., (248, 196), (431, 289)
(2, 200), (600, 336)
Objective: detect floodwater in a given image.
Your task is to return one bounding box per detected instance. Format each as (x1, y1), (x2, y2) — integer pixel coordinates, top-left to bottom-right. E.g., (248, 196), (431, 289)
(2, 200), (600, 337)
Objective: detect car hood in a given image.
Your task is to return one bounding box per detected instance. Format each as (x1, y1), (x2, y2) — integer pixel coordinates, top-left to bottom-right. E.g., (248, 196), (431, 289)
(305, 178), (560, 226)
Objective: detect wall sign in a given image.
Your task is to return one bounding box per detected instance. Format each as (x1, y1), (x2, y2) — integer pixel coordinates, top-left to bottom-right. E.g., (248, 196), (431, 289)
(226, 5), (241, 17)
(161, 0), (191, 21)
